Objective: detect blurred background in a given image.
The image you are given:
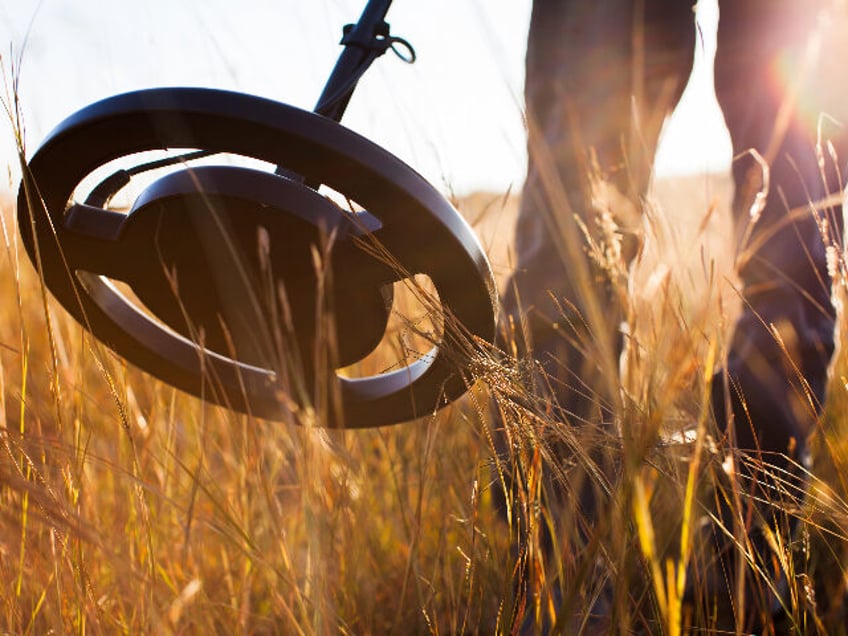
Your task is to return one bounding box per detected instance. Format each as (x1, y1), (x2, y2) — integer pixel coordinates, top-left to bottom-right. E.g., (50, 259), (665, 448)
(0, 0), (728, 196)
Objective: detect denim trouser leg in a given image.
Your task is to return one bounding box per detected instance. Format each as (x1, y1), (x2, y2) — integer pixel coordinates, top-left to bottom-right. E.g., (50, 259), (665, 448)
(494, 0), (696, 567)
(501, 0), (696, 427)
(712, 0), (842, 468)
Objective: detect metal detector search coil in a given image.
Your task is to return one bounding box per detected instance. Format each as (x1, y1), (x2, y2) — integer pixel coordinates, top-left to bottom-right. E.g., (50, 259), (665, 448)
(17, 1), (497, 428)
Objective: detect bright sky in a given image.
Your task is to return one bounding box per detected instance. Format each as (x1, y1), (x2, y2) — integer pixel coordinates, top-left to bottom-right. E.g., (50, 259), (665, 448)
(0, 0), (729, 196)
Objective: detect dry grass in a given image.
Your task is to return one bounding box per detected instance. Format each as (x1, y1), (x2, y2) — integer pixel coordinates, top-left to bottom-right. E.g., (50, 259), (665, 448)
(2, 50), (848, 632)
(0, 185), (519, 634)
(1, 166), (847, 635)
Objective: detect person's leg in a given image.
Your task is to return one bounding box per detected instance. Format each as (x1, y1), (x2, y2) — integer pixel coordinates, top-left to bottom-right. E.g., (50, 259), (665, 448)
(502, 0), (696, 426)
(697, 0), (842, 627)
(714, 0), (838, 471)
(495, 0), (696, 626)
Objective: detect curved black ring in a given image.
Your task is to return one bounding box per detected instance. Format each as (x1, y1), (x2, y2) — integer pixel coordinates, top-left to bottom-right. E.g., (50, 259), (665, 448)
(18, 87), (497, 427)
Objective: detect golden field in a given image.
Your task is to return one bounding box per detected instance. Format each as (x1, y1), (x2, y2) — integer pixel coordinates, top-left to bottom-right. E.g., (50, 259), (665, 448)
(0, 164), (847, 635)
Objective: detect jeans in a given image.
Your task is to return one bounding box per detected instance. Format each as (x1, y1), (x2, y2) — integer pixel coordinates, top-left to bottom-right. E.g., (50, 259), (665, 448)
(503, 0), (842, 467)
